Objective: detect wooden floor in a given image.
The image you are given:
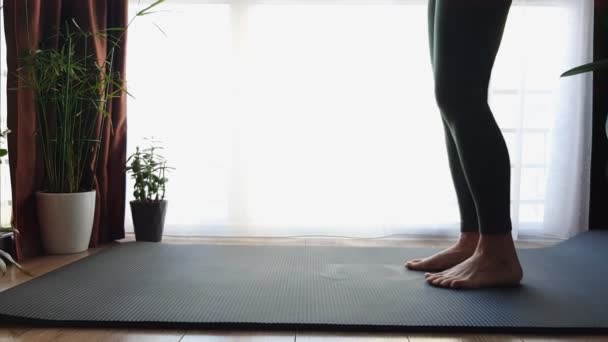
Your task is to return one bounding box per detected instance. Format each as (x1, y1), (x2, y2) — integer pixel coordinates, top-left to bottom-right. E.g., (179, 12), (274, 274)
(0, 235), (604, 341)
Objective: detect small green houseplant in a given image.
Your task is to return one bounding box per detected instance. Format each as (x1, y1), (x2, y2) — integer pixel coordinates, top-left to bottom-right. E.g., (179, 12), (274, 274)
(126, 140), (172, 242)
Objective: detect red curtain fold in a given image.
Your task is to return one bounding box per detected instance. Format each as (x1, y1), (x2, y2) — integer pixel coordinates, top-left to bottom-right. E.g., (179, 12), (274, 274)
(2, 0), (128, 259)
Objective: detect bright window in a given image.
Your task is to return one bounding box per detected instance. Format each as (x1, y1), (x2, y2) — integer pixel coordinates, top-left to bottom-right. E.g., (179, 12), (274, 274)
(124, 1), (592, 238)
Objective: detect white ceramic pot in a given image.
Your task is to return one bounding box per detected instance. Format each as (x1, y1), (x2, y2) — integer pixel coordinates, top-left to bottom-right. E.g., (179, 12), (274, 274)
(36, 190), (96, 254)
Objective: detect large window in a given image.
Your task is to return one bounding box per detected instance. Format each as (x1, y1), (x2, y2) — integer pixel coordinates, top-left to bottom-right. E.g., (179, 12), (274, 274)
(121, 1), (592, 238)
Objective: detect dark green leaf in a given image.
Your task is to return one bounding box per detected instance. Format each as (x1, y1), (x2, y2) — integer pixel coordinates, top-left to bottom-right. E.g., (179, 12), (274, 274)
(0, 249), (32, 277)
(561, 59), (608, 77)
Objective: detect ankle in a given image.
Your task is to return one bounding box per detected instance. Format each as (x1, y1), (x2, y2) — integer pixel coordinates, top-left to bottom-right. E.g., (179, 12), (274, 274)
(475, 233), (518, 257)
(456, 232), (480, 249)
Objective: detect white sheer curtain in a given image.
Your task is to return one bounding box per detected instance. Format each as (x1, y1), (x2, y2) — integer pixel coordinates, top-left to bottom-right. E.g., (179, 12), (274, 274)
(125, 0), (594, 239)
(542, 1), (594, 239)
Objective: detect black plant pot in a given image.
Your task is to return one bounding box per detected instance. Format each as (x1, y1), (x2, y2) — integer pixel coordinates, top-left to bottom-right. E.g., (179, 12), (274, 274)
(130, 200), (167, 242)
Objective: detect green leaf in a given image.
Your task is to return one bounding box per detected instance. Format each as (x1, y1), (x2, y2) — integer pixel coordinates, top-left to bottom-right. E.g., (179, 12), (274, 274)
(103, 27), (127, 32)
(153, 22), (167, 37)
(561, 59), (608, 77)
(136, 0), (165, 17)
(136, 10), (159, 17)
(0, 227), (17, 234)
(0, 249), (32, 277)
(70, 18), (84, 34)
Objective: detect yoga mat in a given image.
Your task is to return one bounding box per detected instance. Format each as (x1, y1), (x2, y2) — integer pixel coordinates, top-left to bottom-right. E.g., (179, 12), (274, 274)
(0, 231), (607, 333)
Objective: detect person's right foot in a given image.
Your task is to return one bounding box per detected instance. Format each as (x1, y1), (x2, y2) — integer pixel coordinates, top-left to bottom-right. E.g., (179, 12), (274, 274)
(424, 232), (523, 289)
(404, 232), (479, 272)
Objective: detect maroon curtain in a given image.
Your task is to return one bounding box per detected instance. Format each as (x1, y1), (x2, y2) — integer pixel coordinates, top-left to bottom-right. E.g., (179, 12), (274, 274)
(3, 0), (127, 259)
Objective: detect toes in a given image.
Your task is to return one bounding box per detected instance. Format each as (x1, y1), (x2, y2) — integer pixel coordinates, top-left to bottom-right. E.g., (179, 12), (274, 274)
(425, 273), (442, 281)
(424, 274), (437, 282)
(429, 276), (468, 289)
(425, 271), (442, 278)
(425, 275), (438, 284)
(404, 259), (423, 269)
(449, 279), (469, 289)
(426, 275), (444, 285)
(431, 276), (446, 286)
(439, 277), (455, 287)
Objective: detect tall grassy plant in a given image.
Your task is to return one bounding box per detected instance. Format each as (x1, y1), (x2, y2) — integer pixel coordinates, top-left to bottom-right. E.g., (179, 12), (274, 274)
(18, 1), (165, 193)
(20, 22), (120, 193)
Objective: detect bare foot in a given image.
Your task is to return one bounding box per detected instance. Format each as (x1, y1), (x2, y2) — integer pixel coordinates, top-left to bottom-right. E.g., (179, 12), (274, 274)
(404, 232), (479, 272)
(424, 233), (523, 289)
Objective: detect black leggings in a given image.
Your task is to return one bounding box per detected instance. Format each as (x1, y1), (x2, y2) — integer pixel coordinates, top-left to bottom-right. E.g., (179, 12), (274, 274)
(428, 0), (513, 234)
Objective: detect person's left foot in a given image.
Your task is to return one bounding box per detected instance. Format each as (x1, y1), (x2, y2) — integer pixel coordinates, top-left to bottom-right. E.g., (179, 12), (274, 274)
(405, 232), (479, 272)
(424, 233), (523, 289)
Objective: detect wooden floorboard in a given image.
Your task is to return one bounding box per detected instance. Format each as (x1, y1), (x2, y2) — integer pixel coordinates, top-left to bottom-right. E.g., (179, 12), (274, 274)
(407, 334), (522, 342)
(0, 327), (185, 342)
(181, 330), (295, 341)
(296, 331), (410, 341)
(518, 336), (608, 342)
(0, 236), (603, 341)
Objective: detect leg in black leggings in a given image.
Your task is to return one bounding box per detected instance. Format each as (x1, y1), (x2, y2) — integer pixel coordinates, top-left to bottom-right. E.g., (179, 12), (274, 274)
(432, 0), (513, 235)
(430, 0), (480, 236)
(405, 0), (486, 273)
(407, 0), (523, 289)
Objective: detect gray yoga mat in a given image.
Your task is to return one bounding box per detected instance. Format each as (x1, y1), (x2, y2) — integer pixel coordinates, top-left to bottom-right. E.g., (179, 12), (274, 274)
(0, 231), (607, 333)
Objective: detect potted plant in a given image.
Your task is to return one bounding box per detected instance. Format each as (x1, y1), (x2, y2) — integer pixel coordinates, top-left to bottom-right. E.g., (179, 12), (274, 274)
(126, 140), (172, 242)
(20, 21), (124, 254)
(0, 128), (10, 229)
(0, 227), (31, 277)
(0, 129), (30, 277)
(20, 2), (165, 254)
